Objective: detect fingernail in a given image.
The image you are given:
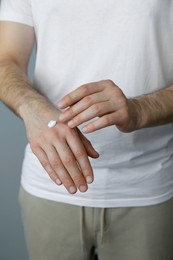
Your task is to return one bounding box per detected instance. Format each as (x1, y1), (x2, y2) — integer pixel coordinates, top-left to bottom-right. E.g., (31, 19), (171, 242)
(82, 127), (88, 133)
(79, 185), (88, 192)
(59, 114), (66, 121)
(68, 120), (74, 127)
(57, 101), (64, 108)
(56, 179), (62, 185)
(86, 176), (93, 184)
(69, 186), (77, 194)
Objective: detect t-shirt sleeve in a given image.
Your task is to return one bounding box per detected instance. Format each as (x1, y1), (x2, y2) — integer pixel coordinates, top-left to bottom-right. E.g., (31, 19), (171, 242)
(0, 0), (33, 27)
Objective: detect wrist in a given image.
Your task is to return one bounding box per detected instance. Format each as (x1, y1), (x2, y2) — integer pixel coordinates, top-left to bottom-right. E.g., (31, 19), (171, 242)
(129, 87), (173, 130)
(19, 96), (61, 127)
(126, 98), (143, 131)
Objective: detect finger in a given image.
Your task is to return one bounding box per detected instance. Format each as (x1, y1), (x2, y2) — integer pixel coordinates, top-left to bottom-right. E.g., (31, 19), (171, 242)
(82, 112), (118, 133)
(33, 146), (62, 185)
(67, 101), (114, 128)
(76, 128), (99, 158)
(54, 141), (89, 192)
(58, 91), (108, 122)
(57, 83), (104, 109)
(66, 130), (94, 184)
(44, 144), (79, 194)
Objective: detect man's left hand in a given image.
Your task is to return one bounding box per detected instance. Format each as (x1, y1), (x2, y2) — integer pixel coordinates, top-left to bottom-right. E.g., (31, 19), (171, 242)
(57, 80), (139, 133)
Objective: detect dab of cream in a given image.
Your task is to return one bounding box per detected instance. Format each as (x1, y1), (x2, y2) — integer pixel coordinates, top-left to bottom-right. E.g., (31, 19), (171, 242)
(48, 120), (57, 128)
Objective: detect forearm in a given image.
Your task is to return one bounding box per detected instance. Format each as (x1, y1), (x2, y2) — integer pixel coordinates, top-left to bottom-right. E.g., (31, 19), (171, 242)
(130, 84), (173, 130)
(0, 59), (59, 123)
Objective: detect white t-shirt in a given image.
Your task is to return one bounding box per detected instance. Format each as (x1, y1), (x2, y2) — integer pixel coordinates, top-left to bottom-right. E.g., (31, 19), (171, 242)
(1, 0), (173, 207)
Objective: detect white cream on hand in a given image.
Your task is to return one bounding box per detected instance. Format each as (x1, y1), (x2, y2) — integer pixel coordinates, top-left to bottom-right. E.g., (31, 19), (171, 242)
(48, 120), (57, 128)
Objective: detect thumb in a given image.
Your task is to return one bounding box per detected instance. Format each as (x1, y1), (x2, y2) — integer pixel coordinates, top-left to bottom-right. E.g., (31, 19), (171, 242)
(76, 128), (100, 158)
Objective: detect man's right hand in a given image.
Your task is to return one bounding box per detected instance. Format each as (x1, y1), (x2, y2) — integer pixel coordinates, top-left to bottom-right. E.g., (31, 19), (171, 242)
(0, 21), (99, 194)
(22, 103), (99, 194)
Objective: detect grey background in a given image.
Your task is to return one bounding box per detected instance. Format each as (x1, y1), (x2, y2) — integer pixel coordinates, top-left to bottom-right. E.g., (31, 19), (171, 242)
(0, 50), (36, 260)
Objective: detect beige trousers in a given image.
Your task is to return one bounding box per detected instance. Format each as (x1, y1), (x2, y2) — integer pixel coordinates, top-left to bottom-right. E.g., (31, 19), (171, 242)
(19, 186), (173, 260)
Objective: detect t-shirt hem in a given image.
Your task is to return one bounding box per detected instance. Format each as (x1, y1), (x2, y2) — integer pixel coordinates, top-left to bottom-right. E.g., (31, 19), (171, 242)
(0, 12), (34, 27)
(21, 181), (173, 208)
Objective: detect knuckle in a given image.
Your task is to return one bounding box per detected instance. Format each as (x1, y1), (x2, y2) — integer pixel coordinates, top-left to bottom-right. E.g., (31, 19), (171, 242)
(48, 170), (57, 181)
(49, 129), (58, 139)
(41, 159), (50, 170)
(117, 97), (127, 107)
(63, 107), (75, 118)
(82, 167), (92, 176)
(75, 114), (84, 123)
(84, 95), (93, 105)
(75, 149), (85, 159)
(65, 125), (72, 134)
(92, 104), (101, 113)
(63, 156), (75, 166)
(34, 133), (47, 144)
(65, 95), (73, 104)
(66, 127), (78, 139)
(106, 79), (114, 85)
(68, 108), (75, 117)
(116, 88), (125, 98)
(30, 144), (38, 154)
(59, 175), (69, 184)
(80, 84), (89, 95)
(60, 176), (74, 188)
(50, 159), (61, 170)
(103, 116), (112, 126)
(72, 174), (85, 186)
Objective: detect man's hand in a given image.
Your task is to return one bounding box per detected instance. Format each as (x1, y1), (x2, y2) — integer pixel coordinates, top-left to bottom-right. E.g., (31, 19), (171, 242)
(57, 80), (139, 133)
(0, 22), (99, 195)
(57, 79), (173, 133)
(22, 103), (99, 194)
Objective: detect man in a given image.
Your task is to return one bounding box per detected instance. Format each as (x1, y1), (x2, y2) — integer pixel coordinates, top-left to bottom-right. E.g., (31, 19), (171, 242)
(0, 0), (173, 259)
